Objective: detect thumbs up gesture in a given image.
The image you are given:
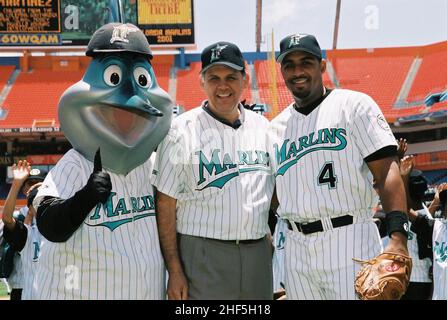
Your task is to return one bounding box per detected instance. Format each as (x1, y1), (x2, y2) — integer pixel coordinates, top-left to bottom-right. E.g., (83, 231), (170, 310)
(86, 148), (112, 204)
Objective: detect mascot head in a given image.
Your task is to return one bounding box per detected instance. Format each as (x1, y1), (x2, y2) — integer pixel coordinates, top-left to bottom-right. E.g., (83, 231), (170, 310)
(59, 23), (173, 174)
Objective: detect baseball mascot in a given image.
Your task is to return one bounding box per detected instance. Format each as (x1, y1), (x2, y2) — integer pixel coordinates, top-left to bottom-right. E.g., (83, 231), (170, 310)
(31, 23), (173, 300)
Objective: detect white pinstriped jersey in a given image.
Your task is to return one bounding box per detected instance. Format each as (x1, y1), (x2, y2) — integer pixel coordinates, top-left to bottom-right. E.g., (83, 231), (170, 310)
(432, 218), (447, 300)
(33, 149), (165, 300)
(284, 219), (382, 299)
(152, 105), (275, 240)
(382, 205), (432, 283)
(268, 89), (395, 299)
(272, 218), (287, 291)
(6, 207), (28, 289)
(20, 222), (42, 300)
(267, 89), (397, 222)
(6, 253), (22, 289)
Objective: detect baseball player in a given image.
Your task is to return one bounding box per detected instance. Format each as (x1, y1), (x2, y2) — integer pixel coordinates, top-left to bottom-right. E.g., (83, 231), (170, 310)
(1, 160), (45, 300)
(32, 23), (173, 300)
(152, 41), (275, 300)
(267, 33), (409, 300)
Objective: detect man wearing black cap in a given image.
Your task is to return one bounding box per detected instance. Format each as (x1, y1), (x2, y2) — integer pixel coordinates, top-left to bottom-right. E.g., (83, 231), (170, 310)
(153, 41), (275, 299)
(21, 168), (46, 196)
(1, 160), (45, 300)
(267, 33), (410, 299)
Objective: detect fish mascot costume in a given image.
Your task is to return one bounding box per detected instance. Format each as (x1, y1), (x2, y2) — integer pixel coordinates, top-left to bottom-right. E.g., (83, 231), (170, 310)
(31, 23), (173, 300)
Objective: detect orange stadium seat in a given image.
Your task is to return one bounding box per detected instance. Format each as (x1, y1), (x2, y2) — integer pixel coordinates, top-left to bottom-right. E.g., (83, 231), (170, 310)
(151, 55), (173, 93)
(176, 62), (207, 111)
(331, 55), (414, 114)
(407, 51), (447, 102)
(414, 151), (447, 171)
(0, 70), (84, 128)
(393, 105), (426, 118)
(429, 100), (447, 112)
(0, 65), (15, 91)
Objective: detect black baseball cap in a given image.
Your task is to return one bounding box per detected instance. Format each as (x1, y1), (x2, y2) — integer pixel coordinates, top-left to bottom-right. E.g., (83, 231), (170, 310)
(201, 42), (245, 73)
(86, 23), (153, 60)
(23, 168), (47, 185)
(409, 169), (428, 199)
(277, 33), (322, 63)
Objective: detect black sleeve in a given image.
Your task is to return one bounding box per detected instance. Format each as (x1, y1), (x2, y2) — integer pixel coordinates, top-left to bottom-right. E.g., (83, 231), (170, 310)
(36, 187), (99, 243)
(364, 145), (397, 163)
(410, 214), (434, 260)
(3, 221), (27, 252)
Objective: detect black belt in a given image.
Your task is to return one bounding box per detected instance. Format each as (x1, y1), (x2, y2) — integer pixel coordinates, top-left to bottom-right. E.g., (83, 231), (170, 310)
(287, 215), (353, 235)
(203, 237), (265, 245)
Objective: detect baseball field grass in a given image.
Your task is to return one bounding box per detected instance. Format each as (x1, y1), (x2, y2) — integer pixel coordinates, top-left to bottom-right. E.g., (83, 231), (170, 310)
(0, 281), (9, 300)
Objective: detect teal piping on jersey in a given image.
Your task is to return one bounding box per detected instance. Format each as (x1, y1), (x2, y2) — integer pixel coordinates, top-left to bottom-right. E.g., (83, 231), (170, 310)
(195, 166), (270, 191)
(276, 140), (346, 176)
(84, 212), (156, 231)
(239, 166), (270, 173)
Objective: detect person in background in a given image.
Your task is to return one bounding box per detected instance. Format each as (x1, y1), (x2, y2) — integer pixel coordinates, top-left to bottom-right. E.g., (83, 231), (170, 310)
(1, 160), (45, 300)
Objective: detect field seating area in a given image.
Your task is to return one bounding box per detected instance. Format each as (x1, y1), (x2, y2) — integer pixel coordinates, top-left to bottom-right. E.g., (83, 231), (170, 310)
(1, 70), (83, 128)
(1, 41), (447, 124)
(0, 42), (446, 177)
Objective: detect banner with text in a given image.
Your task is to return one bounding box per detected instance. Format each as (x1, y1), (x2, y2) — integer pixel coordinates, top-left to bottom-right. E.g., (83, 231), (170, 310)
(0, 0), (138, 46)
(137, 0), (194, 46)
(0, 0), (61, 45)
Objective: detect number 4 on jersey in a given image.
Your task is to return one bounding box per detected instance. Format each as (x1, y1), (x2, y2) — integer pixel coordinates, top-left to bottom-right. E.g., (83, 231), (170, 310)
(318, 162), (337, 189)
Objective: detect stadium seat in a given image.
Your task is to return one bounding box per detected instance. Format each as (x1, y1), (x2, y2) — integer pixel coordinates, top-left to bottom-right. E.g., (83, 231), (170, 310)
(408, 51), (447, 103)
(0, 66), (15, 91)
(331, 55), (414, 115)
(0, 70), (84, 128)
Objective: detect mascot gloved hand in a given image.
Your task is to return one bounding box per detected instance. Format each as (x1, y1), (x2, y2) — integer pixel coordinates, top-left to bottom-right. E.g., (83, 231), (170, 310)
(31, 23), (173, 300)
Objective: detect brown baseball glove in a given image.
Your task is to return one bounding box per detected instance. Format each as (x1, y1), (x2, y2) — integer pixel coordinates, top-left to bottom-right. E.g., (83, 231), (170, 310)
(353, 252), (412, 300)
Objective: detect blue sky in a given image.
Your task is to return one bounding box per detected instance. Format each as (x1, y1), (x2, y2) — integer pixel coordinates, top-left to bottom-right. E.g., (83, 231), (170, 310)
(193, 0), (447, 53)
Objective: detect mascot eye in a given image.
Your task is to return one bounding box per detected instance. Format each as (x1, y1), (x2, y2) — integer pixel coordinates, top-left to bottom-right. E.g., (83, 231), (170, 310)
(133, 67), (152, 88)
(103, 65), (122, 86)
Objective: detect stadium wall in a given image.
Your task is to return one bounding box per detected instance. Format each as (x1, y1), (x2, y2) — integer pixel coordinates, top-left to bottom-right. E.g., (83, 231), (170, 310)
(0, 57), (19, 69)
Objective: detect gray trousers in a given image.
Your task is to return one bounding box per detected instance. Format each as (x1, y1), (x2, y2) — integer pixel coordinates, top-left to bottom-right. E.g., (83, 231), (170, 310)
(178, 234), (273, 300)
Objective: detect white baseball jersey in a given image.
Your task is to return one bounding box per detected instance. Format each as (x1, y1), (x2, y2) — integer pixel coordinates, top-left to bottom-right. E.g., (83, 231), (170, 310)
(20, 221), (42, 300)
(152, 104), (275, 240)
(5, 252), (22, 289)
(432, 218), (447, 300)
(382, 205), (432, 283)
(33, 149), (165, 300)
(272, 218), (287, 291)
(6, 207), (29, 289)
(267, 89), (396, 299)
(267, 89), (397, 222)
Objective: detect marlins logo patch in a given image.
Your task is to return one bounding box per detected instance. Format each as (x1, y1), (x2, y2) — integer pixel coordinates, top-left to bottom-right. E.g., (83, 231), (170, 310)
(376, 114), (391, 131)
(110, 24), (138, 44)
(210, 44), (228, 62)
(288, 34), (308, 48)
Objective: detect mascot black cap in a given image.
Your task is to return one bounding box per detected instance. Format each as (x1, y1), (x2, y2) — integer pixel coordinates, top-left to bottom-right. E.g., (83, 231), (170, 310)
(86, 23), (153, 60)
